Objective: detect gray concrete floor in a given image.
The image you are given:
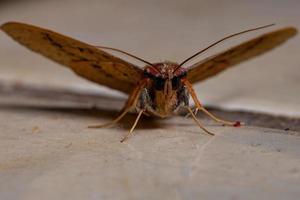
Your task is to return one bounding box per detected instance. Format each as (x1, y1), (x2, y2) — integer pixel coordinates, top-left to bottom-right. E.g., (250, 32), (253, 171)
(0, 84), (300, 200)
(0, 0), (300, 199)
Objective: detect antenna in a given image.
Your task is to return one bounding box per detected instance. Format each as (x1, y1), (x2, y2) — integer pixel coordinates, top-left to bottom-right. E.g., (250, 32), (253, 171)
(95, 46), (155, 67)
(175, 23), (275, 71)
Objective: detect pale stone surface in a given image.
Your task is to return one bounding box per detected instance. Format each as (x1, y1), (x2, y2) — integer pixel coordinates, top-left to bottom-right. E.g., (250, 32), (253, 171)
(0, 94), (300, 200)
(0, 1), (300, 200)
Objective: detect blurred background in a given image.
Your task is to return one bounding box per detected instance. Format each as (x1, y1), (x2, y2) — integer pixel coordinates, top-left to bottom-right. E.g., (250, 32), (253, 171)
(0, 0), (299, 117)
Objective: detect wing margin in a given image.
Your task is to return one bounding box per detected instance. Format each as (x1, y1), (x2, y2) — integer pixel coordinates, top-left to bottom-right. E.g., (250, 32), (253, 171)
(1, 22), (143, 94)
(187, 27), (297, 83)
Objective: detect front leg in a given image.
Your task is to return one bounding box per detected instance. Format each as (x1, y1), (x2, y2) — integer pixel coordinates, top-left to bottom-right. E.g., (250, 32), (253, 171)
(182, 78), (241, 127)
(88, 78), (149, 128)
(186, 107), (215, 136)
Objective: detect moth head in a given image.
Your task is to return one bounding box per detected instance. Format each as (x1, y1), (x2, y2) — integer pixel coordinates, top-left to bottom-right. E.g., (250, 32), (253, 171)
(143, 62), (187, 91)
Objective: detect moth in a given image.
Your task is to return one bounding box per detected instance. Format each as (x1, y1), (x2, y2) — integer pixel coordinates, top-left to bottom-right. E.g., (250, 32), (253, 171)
(1, 22), (297, 142)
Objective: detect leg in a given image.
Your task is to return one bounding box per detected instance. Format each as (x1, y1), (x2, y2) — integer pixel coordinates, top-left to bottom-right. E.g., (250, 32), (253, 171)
(88, 78), (149, 129)
(88, 107), (132, 128)
(187, 107), (214, 136)
(120, 109), (144, 143)
(182, 79), (241, 126)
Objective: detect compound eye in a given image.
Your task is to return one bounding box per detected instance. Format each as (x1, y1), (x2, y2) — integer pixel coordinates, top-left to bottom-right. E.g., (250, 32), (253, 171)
(154, 76), (165, 90)
(181, 71), (187, 77)
(177, 71), (187, 78)
(171, 76), (180, 90)
(143, 71), (153, 78)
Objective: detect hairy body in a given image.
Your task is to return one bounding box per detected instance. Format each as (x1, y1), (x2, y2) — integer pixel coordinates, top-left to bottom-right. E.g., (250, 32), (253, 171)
(137, 62), (189, 118)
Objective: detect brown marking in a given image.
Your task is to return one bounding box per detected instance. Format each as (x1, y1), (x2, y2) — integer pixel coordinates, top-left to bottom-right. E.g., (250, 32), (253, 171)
(1, 22), (144, 94)
(187, 27), (297, 83)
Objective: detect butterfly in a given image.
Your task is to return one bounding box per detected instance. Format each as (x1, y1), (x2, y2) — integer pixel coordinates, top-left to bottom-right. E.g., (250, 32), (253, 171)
(1, 22), (297, 142)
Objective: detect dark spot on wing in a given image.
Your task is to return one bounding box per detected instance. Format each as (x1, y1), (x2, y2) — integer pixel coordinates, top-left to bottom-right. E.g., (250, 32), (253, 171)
(86, 48), (95, 54)
(77, 47), (95, 55)
(91, 64), (103, 70)
(78, 47), (84, 52)
(43, 32), (63, 49)
(91, 64), (113, 78)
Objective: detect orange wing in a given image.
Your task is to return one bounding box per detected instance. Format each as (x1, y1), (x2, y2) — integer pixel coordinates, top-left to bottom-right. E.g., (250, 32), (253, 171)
(187, 27), (297, 84)
(1, 22), (143, 94)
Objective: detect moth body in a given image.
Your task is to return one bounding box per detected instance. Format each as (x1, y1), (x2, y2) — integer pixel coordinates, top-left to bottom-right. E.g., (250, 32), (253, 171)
(137, 62), (189, 118)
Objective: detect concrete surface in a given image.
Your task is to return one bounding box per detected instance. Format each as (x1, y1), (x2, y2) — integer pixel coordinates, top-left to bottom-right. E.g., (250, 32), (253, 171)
(0, 0), (300, 200)
(0, 89), (300, 200)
